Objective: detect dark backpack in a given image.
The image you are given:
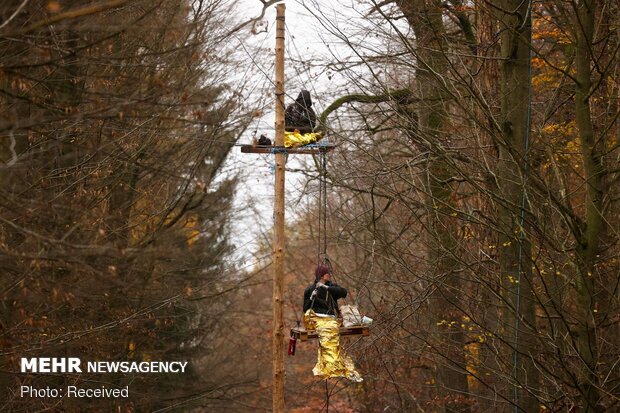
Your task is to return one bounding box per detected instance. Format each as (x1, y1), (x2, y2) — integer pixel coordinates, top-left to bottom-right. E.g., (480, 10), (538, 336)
(258, 135), (271, 145)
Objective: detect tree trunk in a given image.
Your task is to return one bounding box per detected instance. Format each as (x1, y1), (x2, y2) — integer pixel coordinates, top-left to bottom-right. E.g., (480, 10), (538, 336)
(496, 0), (539, 411)
(573, 0), (604, 410)
(400, 1), (471, 410)
(474, 3), (503, 409)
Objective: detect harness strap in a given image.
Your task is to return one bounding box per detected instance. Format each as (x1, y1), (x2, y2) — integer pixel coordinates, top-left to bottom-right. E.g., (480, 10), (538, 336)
(309, 284), (337, 316)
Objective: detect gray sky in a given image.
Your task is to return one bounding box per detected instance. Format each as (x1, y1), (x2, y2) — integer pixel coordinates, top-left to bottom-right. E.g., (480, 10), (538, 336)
(222, 0), (405, 268)
(223, 1), (341, 268)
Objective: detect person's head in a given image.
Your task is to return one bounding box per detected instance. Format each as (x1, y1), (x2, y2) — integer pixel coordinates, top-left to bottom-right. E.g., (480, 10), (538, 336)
(296, 90), (312, 108)
(315, 264), (331, 283)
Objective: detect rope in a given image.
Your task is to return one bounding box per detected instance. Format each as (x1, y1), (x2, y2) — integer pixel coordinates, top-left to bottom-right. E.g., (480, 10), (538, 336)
(317, 156), (344, 310)
(284, 21), (326, 121)
(317, 151), (328, 264)
(322, 152), (328, 258)
(325, 379), (330, 413)
(317, 153), (323, 263)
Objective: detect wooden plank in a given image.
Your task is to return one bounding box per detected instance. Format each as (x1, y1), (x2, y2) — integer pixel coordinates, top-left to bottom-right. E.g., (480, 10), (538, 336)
(240, 144), (335, 155)
(290, 326), (369, 342)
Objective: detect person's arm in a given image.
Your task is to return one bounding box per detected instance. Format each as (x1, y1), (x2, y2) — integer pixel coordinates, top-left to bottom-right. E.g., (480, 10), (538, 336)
(327, 283), (347, 299)
(308, 107), (317, 129)
(285, 104), (295, 128)
(302, 286), (312, 312)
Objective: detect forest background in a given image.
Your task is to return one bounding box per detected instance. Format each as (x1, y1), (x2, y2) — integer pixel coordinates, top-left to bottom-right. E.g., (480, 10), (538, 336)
(0, 0), (619, 412)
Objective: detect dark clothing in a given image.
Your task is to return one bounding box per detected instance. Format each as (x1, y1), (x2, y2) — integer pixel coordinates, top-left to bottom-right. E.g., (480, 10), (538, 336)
(258, 135), (271, 145)
(303, 281), (347, 316)
(285, 90), (317, 133)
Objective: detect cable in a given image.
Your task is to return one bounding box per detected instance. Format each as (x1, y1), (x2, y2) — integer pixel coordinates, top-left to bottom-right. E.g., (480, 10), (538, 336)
(325, 379), (330, 413)
(317, 151), (329, 264)
(285, 21), (333, 144)
(284, 19), (329, 112)
(317, 151), (323, 263)
(322, 152), (328, 258)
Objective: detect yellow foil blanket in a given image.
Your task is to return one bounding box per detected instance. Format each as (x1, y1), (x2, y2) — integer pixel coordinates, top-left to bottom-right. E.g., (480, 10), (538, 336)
(284, 131), (322, 148)
(304, 310), (363, 382)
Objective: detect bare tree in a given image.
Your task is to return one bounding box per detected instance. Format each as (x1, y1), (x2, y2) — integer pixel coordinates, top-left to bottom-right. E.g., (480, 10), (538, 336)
(0, 0), (261, 410)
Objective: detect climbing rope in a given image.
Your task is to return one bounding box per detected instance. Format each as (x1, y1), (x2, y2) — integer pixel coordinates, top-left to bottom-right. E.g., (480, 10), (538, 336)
(325, 379), (330, 413)
(317, 151), (328, 264)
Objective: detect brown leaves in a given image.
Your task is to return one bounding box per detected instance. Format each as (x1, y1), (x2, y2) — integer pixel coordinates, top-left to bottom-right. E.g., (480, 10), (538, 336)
(46, 1), (62, 13)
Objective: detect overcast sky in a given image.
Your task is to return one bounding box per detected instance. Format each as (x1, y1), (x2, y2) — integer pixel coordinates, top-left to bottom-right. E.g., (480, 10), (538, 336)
(222, 1), (340, 268)
(222, 0), (404, 268)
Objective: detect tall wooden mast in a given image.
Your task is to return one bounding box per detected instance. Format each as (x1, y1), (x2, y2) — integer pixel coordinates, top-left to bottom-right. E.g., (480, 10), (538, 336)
(272, 4), (286, 413)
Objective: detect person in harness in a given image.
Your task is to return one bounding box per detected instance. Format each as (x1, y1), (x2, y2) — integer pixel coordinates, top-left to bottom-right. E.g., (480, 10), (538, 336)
(302, 264), (362, 382)
(303, 264), (347, 315)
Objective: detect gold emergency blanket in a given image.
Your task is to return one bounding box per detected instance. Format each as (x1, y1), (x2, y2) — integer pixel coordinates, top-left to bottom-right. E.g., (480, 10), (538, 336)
(304, 310), (363, 382)
(284, 131), (322, 148)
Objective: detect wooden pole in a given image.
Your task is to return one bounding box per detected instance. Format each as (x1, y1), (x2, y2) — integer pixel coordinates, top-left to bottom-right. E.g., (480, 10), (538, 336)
(273, 4), (286, 413)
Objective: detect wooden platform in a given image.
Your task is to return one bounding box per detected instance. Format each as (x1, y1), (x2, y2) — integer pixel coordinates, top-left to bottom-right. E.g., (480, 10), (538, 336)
(290, 325), (370, 342)
(240, 144), (335, 155)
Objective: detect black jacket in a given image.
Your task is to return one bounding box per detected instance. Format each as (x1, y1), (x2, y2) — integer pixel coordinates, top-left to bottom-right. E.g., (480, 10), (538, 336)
(285, 90), (317, 133)
(303, 281), (347, 316)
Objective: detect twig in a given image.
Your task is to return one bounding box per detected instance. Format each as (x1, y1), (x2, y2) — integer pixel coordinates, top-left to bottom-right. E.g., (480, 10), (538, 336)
(0, 0), (30, 30)
(6, 0), (131, 35)
(224, 0), (280, 38)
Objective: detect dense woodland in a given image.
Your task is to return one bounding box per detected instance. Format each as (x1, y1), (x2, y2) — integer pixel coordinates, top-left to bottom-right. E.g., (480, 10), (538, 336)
(1, 0), (619, 412)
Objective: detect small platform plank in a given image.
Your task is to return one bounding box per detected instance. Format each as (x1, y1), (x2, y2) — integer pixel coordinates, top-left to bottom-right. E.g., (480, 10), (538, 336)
(240, 144), (335, 155)
(290, 325), (370, 342)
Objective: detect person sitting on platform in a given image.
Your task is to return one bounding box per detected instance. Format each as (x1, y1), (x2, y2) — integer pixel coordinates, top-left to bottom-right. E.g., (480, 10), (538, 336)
(285, 90), (317, 133)
(302, 264), (362, 382)
(303, 264), (346, 315)
(283, 90), (323, 148)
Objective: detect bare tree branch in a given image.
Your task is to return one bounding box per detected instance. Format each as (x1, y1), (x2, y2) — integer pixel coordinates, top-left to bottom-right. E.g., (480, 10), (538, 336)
(5, 0), (131, 35)
(0, 0), (29, 30)
(318, 88), (415, 127)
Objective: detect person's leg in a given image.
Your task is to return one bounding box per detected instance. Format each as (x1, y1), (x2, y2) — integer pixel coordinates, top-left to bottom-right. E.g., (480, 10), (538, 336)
(312, 316), (362, 382)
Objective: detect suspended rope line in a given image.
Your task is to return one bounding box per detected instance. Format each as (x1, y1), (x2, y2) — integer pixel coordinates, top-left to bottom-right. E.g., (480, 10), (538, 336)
(283, 22), (351, 154)
(317, 153), (322, 262)
(284, 22), (324, 105)
(322, 153), (327, 257)
(317, 151), (328, 264)
(233, 22), (274, 86)
(324, 379), (330, 413)
(234, 23), (299, 105)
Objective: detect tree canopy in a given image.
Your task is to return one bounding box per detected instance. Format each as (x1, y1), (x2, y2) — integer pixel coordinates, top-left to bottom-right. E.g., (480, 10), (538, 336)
(1, 0), (619, 412)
